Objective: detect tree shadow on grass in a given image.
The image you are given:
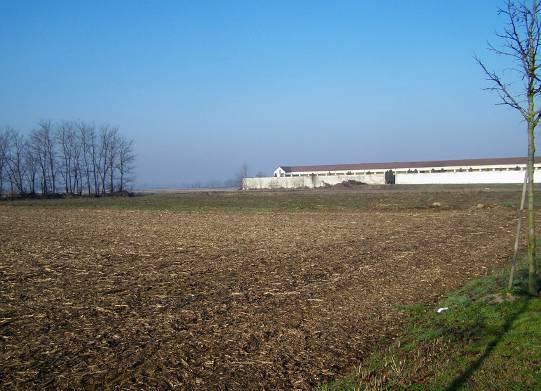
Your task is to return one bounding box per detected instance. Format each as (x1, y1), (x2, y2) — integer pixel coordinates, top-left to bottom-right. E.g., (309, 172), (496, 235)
(445, 297), (530, 391)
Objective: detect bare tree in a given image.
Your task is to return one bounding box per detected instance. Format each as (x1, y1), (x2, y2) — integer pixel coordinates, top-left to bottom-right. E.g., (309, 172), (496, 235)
(72, 134), (83, 195)
(30, 127), (50, 195)
(5, 128), (27, 195)
(84, 122), (106, 196)
(37, 120), (57, 194)
(107, 127), (120, 193)
(0, 129), (9, 196)
(117, 136), (135, 192)
(0, 120), (134, 198)
(95, 125), (122, 194)
(236, 163), (249, 189)
(78, 122), (94, 195)
(476, 0), (541, 294)
(24, 138), (38, 195)
(97, 126), (109, 195)
(88, 125), (100, 196)
(57, 121), (76, 194)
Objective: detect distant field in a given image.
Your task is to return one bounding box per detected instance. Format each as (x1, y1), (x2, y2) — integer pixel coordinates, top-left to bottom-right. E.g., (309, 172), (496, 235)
(0, 188), (527, 389)
(3, 184), (533, 212)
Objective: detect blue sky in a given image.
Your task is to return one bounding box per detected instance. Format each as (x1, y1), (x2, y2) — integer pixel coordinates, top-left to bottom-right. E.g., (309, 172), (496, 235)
(0, 1), (529, 186)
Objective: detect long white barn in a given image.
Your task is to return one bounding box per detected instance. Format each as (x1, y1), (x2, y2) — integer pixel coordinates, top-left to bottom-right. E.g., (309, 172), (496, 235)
(243, 157), (541, 190)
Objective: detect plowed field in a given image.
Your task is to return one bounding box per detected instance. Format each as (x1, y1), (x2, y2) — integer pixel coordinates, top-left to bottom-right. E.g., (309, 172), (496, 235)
(0, 194), (519, 389)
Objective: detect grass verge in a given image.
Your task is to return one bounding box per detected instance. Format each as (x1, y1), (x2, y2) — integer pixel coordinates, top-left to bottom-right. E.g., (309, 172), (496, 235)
(319, 258), (541, 390)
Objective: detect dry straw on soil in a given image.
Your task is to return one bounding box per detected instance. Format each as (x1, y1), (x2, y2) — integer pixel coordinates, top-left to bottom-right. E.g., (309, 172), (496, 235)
(0, 204), (516, 389)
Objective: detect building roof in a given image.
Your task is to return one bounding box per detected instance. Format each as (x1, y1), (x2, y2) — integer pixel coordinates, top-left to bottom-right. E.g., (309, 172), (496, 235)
(278, 157), (540, 173)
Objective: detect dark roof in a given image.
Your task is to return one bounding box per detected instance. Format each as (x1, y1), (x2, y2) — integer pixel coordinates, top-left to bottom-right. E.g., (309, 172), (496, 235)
(279, 157), (540, 173)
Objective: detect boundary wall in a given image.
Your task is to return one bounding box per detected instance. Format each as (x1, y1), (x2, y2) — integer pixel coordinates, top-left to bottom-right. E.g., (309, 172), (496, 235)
(243, 170), (539, 189)
(243, 174), (385, 190)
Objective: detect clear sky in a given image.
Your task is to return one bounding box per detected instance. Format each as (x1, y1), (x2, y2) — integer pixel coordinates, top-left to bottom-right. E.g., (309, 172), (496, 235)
(0, 1), (530, 186)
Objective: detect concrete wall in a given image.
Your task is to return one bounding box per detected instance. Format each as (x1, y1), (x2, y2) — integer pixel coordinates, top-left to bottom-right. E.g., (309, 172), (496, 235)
(244, 169), (537, 189)
(395, 170), (537, 184)
(243, 174), (385, 190)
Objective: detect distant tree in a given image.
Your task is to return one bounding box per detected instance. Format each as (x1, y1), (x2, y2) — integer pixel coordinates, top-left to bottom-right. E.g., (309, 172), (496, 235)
(5, 128), (27, 195)
(28, 121), (61, 195)
(0, 129), (9, 195)
(72, 128), (83, 195)
(0, 120), (134, 198)
(97, 125), (116, 195)
(117, 136), (135, 192)
(476, 0), (541, 294)
(30, 127), (50, 195)
(236, 163), (249, 189)
(107, 127), (120, 193)
(42, 121), (57, 194)
(57, 121), (76, 194)
(24, 138), (38, 195)
(255, 171), (266, 178)
(78, 122), (95, 196)
(88, 125), (100, 196)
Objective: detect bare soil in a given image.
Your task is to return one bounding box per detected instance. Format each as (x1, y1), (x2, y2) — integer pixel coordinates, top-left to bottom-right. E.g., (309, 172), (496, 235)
(0, 202), (518, 389)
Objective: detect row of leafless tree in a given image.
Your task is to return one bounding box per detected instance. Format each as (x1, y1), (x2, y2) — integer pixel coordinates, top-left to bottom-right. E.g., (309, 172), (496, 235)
(0, 121), (135, 197)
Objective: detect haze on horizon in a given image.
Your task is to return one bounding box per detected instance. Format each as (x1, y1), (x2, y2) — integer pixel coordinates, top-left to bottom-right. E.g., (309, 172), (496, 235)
(0, 1), (531, 187)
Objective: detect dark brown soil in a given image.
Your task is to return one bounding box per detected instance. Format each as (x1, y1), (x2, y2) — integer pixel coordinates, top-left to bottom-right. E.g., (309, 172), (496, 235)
(0, 204), (518, 389)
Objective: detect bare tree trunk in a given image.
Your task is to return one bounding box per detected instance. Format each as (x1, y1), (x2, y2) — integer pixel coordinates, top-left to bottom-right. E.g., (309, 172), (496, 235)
(509, 171), (528, 290)
(527, 0), (538, 294)
(528, 121), (537, 294)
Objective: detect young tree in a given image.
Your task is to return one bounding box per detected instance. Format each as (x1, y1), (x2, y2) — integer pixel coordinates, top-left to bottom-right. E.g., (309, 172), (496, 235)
(476, 0), (541, 295)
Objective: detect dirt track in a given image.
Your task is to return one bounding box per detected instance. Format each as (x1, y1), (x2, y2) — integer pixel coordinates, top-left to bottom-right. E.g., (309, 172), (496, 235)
(0, 205), (517, 389)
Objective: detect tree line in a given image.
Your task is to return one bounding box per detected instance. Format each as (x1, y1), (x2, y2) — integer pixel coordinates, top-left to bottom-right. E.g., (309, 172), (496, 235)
(0, 121), (135, 198)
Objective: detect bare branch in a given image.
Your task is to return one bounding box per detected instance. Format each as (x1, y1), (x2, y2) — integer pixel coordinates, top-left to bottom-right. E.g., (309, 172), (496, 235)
(475, 55), (529, 118)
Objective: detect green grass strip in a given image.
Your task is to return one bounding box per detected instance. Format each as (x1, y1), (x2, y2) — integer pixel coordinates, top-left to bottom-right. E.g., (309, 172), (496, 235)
(320, 257), (541, 390)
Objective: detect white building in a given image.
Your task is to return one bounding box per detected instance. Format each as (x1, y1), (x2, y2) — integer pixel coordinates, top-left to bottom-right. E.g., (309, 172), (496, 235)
(243, 157), (541, 190)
